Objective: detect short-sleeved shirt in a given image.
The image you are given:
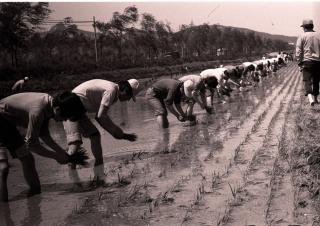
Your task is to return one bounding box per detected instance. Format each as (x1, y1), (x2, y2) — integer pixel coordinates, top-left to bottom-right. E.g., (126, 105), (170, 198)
(223, 65), (241, 79)
(151, 79), (182, 105)
(72, 79), (119, 113)
(179, 75), (205, 98)
(0, 93), (54, 148)
(200, 68), (227, 82)
(242, 62), (257, 70)
(296, 31), (320, 64)
(11, 79), (25, 91)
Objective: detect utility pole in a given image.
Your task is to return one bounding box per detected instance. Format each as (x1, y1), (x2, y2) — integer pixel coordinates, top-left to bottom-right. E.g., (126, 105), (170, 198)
(93, 16), (98, 65)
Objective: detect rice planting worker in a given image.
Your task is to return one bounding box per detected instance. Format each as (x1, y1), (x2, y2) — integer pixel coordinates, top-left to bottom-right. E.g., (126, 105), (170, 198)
(179, 74), (213, 122)
(146, 78), (187, 128)
(11, 76), (29, 93)
(200, 68), (239, 105)
(64, 79), (139, 186)
(0, 91), (86, 202)
(296, 19), (320, 106)
(241, 62), (260, 83)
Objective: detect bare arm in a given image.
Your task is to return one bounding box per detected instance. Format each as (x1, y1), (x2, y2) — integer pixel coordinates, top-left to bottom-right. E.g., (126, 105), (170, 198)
(167, 104), (183, 119)
(191, 90), (205, 109)
(96, 105), (136, 141)
(40, 122), (66, 155)
(295, 36), (303, 65)
(27, 142), (67, 164)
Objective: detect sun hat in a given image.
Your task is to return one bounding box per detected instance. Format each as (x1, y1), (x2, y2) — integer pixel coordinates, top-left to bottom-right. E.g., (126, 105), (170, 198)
(127, 79), (140, 102)
(301, 19), (313, 27)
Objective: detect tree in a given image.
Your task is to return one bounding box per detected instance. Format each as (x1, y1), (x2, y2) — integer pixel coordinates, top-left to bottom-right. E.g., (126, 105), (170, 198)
(96, 6), (138, 63)
(0, 2), (51, 67)
(140, 13), (158, 62)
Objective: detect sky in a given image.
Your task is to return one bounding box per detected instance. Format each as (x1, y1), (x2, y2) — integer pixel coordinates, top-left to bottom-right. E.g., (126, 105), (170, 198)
(47, 1), (320, 37)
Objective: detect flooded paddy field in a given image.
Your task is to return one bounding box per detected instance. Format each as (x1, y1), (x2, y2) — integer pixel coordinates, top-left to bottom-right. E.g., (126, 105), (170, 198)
(2, 62), (319, 226)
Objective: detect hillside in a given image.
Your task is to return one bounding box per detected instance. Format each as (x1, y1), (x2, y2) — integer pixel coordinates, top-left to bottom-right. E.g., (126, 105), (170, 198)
(47, 23), (297, 44)
(218, 25), (297, 43)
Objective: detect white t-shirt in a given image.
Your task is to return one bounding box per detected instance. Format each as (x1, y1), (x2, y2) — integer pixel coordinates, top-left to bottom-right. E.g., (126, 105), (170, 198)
(179, 75), (202, 98)
(72, 79), (119, 113)
(242, 62), (257, 69)
(200, 68), (227, 82)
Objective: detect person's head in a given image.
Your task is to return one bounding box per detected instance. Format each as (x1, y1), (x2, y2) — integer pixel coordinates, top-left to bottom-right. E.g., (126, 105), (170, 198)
(301, 19), (314, 31)
(256, 64), (264, 71)
(223, 70), (230, 80)
(204, 77), (219, 89)
(247, 64), (255, 71)
(117, 79), (140, 102)
(52, 91), (86, 122)
(24, 77), (29, 81)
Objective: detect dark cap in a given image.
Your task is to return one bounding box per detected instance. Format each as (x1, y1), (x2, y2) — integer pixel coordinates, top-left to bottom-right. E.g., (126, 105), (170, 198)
(301, 19), (313, 27)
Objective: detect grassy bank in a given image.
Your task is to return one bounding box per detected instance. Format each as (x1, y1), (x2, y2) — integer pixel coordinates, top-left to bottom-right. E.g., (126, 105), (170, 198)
(292, 95), (320, 223)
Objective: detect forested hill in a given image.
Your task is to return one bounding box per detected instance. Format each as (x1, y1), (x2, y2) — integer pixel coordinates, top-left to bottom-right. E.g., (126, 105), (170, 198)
(218, 25), (297, 43)
(48, 22), (297, 44)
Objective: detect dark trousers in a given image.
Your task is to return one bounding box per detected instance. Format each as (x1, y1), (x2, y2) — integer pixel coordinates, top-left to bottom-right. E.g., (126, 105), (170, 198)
(302, 61), (320, 96)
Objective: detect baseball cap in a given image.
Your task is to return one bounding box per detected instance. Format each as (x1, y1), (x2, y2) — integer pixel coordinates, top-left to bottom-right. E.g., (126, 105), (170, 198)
(301, 19), (313, 27)
(127, 79), (140, 102)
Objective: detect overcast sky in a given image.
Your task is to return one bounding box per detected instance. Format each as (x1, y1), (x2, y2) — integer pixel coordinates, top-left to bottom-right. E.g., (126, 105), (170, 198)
(47, 1), (320, 37)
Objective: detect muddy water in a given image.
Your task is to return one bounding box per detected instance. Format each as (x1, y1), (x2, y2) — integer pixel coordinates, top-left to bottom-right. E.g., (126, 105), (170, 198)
(4, 67), (291, 226)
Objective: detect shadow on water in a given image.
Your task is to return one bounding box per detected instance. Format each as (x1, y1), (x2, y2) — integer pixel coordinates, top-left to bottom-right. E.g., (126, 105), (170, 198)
(1, 196), (42, 226)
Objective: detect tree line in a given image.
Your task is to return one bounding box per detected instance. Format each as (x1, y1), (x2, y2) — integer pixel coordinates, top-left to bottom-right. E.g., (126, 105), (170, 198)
(0, 3), (290, 81)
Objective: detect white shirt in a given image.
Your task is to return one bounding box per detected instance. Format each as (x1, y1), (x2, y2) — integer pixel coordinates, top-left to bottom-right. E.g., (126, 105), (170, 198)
(200, 68), (227, 82)
(72, 79), (119, 113)
(242, 62), (257, 69)
(179, 74), (202, 98)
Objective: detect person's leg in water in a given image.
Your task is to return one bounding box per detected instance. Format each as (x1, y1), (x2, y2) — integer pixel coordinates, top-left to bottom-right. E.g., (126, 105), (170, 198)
(185, 100), (196, 122)
(19, 153), (41, 196)
(63, 119), (85, 189)
(156, 114), (169, 128)
(1, 116), (40, 200)
(81, 116), (105, 186)
(0, 159), (9, 202)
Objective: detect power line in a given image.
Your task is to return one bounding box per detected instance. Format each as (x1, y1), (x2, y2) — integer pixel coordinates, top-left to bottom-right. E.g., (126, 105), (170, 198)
(207, 4), (221, 19)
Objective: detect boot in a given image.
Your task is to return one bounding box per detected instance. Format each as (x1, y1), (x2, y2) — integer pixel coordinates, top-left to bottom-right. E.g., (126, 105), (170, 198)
(314, 95), (319, 104)
(308, 94), (315, 106)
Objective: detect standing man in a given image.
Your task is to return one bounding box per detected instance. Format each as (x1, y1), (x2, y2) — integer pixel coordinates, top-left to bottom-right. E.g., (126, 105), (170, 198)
(296, 19), (320, 106)
(0, 91), (86, 202)
(64, 79), (139, 185)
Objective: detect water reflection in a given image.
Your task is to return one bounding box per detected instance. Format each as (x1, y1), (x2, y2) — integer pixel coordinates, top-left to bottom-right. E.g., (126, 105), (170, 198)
(0, 196), (41, 226)
(0, 203), (14, 226)
(6, 73), (289, 226)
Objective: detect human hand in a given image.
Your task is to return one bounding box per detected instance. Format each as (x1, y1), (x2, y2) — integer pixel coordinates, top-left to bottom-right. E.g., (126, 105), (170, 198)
(67, 148), (89, 166)
(177, 115), (186, 122)
(123, 133), (137, 142)
(55, 153), (69, 164)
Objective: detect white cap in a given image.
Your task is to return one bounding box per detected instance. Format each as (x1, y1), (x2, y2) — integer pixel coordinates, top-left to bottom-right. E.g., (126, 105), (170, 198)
(128, 79), (140, 102)
(24, 76), (29, 81)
